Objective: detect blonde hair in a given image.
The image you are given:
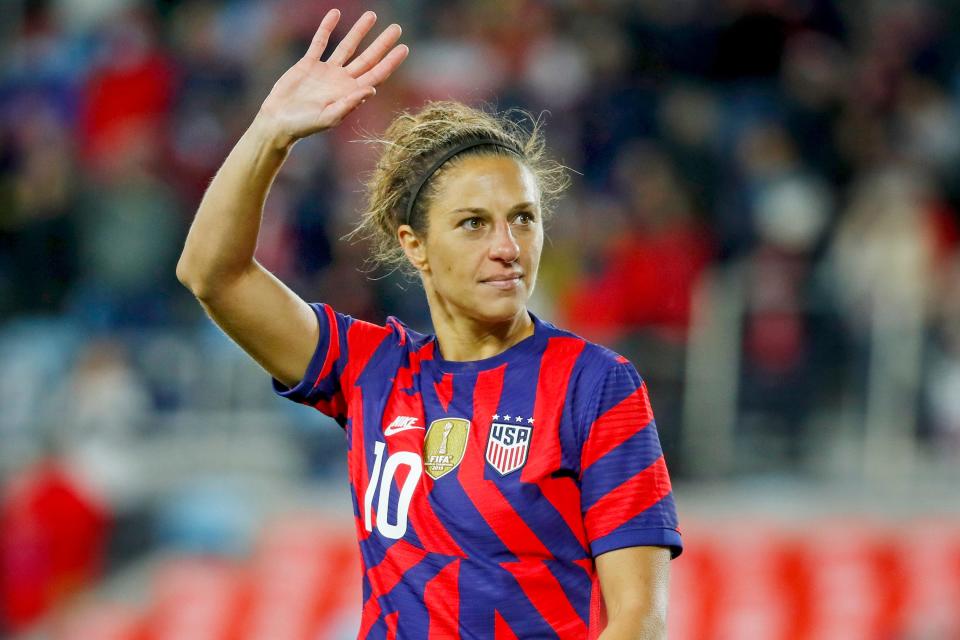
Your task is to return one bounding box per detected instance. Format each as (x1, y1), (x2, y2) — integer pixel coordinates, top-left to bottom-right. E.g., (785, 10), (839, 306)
(352, 101), (569, 274)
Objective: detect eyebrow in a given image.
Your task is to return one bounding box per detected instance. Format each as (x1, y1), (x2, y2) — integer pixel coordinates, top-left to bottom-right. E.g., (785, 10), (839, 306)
(445, 202), (537, 217)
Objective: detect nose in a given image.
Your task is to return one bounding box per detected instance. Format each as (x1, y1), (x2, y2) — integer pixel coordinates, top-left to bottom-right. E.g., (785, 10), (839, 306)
(489, 220), (520, 263)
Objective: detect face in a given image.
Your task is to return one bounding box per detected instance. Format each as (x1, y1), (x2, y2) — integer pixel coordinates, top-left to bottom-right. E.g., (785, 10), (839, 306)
(402, 154), (543, 325)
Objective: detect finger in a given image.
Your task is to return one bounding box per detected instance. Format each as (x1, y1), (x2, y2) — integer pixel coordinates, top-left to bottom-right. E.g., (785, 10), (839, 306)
(356, 44), (409, 87)
(322, 86), (376, 125)
(344, 23), (402, 78)
(328, 11), (377, 66)
(304, 9), (341, 60)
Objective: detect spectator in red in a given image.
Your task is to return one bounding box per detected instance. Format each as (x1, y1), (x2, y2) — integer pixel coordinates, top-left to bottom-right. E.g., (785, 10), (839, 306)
(562, 143), (713, 344)
(0, 460), (109, 633)
(78, 7), (175, 167)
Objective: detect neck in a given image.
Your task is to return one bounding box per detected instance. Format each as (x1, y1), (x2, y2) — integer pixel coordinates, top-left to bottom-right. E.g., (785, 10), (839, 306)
(425, 290), (534, 362)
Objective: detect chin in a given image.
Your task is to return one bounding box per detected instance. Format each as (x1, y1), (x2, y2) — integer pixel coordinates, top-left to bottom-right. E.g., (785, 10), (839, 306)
(471, 297), (527, 324)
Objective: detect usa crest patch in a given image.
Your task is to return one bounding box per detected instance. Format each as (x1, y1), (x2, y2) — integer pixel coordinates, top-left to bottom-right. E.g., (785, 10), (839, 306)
(485, 422), (532, 475)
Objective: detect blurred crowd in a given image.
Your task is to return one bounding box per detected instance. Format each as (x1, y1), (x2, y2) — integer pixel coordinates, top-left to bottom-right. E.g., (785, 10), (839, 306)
(3, 0), (960, 632)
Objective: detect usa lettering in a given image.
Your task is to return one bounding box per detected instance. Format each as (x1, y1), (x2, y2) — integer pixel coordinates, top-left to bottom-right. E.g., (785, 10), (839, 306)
(491, 424), (531, 446)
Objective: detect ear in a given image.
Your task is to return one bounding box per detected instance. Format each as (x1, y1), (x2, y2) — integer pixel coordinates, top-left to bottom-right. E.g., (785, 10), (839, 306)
(397, 224), (429, 272)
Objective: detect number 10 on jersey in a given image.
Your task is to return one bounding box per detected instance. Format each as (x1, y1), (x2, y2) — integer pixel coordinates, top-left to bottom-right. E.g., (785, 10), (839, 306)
(363, 441), (421, 539)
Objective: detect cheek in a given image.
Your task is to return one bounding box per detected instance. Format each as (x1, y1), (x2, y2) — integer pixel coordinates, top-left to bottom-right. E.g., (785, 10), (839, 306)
(427, 242), (468, 284)
(525, 229), (544, 259)
(431, 237), (477, 273)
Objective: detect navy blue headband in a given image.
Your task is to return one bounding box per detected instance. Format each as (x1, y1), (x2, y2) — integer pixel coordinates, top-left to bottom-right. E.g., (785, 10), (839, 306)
(403, 137), (523, 226)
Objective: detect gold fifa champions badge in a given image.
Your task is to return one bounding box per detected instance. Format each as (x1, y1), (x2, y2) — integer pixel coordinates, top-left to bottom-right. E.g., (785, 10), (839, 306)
(423, 418), (470, 479)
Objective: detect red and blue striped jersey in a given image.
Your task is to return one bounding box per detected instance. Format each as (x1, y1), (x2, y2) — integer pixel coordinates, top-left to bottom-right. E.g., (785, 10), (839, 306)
(274, 304), (682, 639)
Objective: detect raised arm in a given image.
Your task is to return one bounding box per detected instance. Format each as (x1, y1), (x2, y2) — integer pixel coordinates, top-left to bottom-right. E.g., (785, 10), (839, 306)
(176, 9), (408, 387)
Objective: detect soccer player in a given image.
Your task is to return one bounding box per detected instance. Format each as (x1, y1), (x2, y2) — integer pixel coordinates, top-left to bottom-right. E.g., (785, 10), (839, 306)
(177, 9), (682, 639)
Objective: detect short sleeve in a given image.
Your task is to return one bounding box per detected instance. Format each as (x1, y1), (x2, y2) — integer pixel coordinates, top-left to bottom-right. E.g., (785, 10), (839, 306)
(272, 303), (395, 427)
(578, 361), (683, 558)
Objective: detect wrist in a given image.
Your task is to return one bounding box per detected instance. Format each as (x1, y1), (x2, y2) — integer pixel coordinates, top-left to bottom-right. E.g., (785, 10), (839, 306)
(250, 112), (297, 152)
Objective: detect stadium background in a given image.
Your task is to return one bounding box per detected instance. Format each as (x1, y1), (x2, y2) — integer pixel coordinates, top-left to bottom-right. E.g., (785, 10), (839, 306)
(2, 0), (960, 637)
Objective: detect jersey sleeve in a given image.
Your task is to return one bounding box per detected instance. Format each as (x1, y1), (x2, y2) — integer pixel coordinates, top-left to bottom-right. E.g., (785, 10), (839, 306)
(577, 360), (683, 558)
(272, 303), (395, 427)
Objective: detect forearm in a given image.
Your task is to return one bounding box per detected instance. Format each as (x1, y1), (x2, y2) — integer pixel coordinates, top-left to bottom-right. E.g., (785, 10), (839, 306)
(176, 114), (293, 298)
(597, 608), (666, 640)
(595, 547), (671, 640)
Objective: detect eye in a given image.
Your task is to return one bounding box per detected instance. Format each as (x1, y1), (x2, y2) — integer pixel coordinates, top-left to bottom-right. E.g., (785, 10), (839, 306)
(513, 211), (535, 225)
(459, 217), (485, 230)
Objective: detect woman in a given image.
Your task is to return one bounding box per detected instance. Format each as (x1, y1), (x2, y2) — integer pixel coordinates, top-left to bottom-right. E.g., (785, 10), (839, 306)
(177, 9), (682, 639)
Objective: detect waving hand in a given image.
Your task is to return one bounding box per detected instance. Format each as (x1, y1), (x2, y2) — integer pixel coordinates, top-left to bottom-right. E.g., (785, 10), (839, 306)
(179, 9), (409, 386)
(259, 9), (408, 144)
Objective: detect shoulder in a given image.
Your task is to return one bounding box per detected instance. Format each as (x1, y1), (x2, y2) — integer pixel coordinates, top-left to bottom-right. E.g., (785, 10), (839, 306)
(308, 305), (435, 380)
(313, 304), (429, 348)
(536, 314), (637, 384)
(384, 314), (434, 351)
(536, 318), (647, 441)
(535, 317), (643, 433)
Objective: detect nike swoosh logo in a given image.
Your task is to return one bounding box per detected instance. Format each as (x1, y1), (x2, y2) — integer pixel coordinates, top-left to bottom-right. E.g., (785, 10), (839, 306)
(384, 423), (425, 436)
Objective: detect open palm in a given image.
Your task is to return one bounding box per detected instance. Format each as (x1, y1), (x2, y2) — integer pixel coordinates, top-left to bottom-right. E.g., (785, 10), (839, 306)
(259, 9), (408, 142)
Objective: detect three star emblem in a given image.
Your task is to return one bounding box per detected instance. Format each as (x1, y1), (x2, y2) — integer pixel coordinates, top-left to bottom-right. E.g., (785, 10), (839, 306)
(492, 414), (534, 424)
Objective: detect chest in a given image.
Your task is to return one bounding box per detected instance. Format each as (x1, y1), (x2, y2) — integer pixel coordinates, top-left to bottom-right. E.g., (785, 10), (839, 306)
(348, 366), (584, 553)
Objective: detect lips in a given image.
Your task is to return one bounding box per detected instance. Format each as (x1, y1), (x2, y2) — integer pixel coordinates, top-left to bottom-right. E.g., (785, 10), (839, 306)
(481, 274), (523, 290)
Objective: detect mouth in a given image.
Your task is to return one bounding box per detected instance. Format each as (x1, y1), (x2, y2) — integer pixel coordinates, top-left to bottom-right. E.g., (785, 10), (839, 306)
(481, 274), (524, 291)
